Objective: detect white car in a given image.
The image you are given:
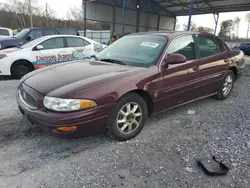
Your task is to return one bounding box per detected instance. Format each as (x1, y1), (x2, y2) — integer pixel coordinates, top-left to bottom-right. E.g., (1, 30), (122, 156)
(0, 35), (104, 78)
(0, 27), (14, 37)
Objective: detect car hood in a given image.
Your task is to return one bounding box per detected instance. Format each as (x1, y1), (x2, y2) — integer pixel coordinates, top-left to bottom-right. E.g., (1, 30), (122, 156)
(21, 60), (142, 96)
(0, 47), (20, 54)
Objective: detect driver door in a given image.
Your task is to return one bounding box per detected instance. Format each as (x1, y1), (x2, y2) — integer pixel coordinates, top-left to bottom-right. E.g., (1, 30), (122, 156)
(32, 37), (68, 70)
(155, 34), (203, 112)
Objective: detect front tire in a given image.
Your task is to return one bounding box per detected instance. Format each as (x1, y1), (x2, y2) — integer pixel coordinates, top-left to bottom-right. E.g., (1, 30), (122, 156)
(107, 93), (148, 141)
(11, 61), (34, 79)
(215, 70), (235, 100)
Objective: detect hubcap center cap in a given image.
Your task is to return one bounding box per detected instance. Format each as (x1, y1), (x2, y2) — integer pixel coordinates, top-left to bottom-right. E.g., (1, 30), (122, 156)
(127, 113), (134, 122)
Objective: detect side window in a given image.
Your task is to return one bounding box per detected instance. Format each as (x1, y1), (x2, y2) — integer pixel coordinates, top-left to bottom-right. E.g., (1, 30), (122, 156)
(84, 40), (91, 46)
(28, 30), (43, 40)
(40, 37), (64, 50)
(198, 35), (218, 58)
(168, 35), (196, 61)
(43, 29), (57, 36)
(215, 38), (226, 53)
(67, 37), (85, 47)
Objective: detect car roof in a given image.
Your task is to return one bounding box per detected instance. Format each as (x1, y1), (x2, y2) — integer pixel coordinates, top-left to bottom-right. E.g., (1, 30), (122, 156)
(39, 35), (85, 39)
(34, 35), (97, 44)
(130, 31), (215, 39)
(0, 27), (11, 30)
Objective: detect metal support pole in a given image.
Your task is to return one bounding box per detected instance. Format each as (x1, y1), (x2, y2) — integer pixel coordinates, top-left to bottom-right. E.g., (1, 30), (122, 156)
(46, 3), (49, 27)
(29, 0), (33, 28)
(83, 0), (87, 37)
(136, 0), (140, 32)
(173, 18), (177, 31)
(157, 15), (160, 31)
(213, 13), (219, 35)
(247, 22), (250, 41)
(112, 6), (116, 34)
(122, 0), (126, 36)
(187, 0), (194, 31)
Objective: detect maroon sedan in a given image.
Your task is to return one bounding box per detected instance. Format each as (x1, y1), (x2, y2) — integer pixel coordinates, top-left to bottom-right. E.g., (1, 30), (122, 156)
(17, 31), (245, 141)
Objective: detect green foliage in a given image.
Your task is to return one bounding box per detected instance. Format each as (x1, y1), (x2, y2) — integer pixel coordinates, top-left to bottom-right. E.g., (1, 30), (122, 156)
(196, 26), (214, 33)
(218, 20), (233, 39)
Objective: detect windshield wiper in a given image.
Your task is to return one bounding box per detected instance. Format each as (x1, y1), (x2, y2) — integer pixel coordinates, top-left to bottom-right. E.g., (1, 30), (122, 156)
(99, 58), (126, 65)
(90, 55), (99, 61)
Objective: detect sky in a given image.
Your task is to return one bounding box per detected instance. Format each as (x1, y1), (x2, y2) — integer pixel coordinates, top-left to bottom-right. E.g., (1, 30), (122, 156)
(0, 0), (249, 38)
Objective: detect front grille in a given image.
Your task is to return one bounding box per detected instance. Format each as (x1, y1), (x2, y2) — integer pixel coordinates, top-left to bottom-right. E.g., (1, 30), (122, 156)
(18, 89), (38, 109)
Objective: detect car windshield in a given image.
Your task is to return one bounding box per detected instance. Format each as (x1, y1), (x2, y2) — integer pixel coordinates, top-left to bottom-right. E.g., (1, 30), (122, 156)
(0, 29), (9, 36)
(21, 37), (45, 48)
(96, 35), (168, 67)
(15, 29), (30, 38)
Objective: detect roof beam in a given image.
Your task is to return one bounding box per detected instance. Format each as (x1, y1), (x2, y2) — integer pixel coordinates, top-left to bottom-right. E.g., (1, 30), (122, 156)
(162, 0), (227, 8)
(175, 3), (250, 16)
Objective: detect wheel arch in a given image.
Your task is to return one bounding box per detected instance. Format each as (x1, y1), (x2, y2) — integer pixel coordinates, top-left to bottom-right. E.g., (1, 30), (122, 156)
(228, 66), (238, 80)
(10, 59), (34, 73)
(118, 89), (154, 116)
(10, 59), (35, 75)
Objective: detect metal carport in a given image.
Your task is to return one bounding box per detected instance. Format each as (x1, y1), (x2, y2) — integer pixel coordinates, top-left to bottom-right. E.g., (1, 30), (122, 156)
(82, 0), (250, 36)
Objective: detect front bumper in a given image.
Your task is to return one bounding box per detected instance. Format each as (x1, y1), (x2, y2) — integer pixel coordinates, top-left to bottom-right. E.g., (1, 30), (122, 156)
(0, 58), (12, 76)
(17, 83), (113, 138)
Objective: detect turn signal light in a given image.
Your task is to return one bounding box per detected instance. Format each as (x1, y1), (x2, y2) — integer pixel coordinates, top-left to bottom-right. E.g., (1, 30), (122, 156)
(57, 126), (77, 132)
(80, 100), (97, 109)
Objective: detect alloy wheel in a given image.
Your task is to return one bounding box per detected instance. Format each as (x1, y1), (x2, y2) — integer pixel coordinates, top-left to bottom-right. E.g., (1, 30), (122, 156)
(116, 102), (142, 134)
(222, 74), (233, 96)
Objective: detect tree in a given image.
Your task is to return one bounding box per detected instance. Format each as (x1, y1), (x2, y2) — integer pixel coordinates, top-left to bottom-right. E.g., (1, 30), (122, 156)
(218, 20), (233, 40)
(233, 17), (241, 38)
(245, 13), (250, 39)
(197, 26), (214, 34)
(183, 22), (197, 31)
(67, 6), (83, 23)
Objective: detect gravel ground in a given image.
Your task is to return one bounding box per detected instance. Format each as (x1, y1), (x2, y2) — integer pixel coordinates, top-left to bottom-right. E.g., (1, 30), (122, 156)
(1, 58), (250, 188)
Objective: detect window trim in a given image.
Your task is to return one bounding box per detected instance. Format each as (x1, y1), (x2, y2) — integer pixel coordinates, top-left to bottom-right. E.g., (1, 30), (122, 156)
(35, 37), (65, 50)
(196, 34), (220, 59)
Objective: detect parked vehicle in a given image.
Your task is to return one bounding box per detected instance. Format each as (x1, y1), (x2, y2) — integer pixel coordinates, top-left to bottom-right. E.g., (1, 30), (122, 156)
(17, 31), (245, 141)
(233, 43), (250, 55)
(0, 28), (79, 50)
(0, 35), (104, 78)
(0, 27), (14, 37)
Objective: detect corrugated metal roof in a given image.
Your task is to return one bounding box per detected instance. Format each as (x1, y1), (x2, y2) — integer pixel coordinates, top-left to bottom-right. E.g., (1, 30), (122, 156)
(153, 0), (250, 16)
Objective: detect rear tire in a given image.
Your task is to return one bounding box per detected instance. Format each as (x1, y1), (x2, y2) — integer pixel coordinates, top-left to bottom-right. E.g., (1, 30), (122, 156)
(107, 93), (148, 141)
(11, 61), (34, 79)
(215, 70), (235, 100)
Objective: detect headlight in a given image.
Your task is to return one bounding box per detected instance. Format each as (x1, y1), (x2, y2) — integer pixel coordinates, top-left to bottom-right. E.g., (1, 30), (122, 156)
(43, 96), (97, 112)
(0, 54), (7, 59)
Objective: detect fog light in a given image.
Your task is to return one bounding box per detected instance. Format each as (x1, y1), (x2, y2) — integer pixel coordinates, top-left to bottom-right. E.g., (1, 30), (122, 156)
(57, 126), (77, 132)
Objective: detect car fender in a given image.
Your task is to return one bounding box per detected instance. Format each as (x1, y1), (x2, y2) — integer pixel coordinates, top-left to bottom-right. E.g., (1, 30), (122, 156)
(2, 49), (35, 74)
(68, 67), (159, 108)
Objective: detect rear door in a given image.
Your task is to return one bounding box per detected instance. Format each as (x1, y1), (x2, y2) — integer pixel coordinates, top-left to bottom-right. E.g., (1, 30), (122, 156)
(156, 34), (203, 112)
(196, 34), (229, 95)
(32, 37), (68, 69)
(65, 37), (93, 60)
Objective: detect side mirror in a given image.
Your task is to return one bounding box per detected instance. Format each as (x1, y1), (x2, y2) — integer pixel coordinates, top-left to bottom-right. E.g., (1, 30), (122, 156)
(161, 53), (187, 69)
(35, 45), (44, 50)
(27, 36), (32, 41)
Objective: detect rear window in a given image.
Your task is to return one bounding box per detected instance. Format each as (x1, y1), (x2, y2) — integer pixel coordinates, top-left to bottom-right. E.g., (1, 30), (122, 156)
(0, 29), (9, 36)
(215, 38), (226, 53)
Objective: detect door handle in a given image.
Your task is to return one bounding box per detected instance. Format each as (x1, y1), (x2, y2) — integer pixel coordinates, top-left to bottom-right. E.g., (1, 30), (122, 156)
(192, 65), (200, 71)
(224, 58), (230, 63)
